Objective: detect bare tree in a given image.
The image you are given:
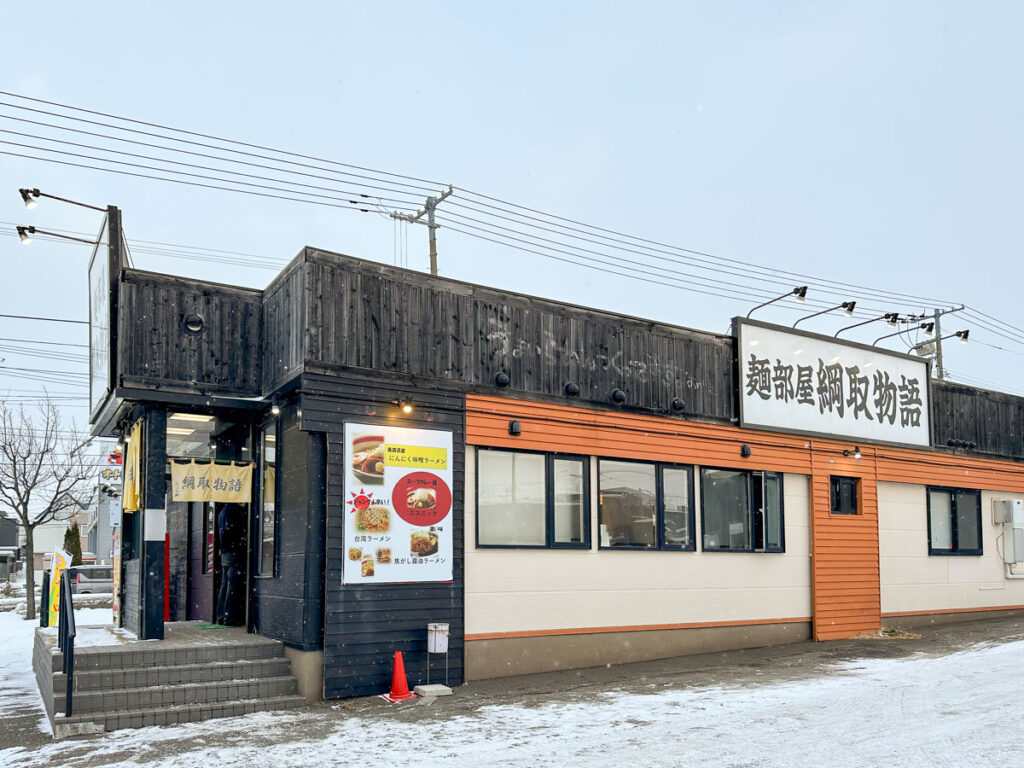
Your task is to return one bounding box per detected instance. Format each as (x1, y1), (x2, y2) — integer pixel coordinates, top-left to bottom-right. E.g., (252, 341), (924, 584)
(0, 397), (95, 620)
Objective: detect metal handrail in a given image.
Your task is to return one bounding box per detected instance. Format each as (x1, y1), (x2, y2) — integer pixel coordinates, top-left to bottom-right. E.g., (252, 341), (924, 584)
(39, 570), (50, 627)
(56, 569), (76, 717)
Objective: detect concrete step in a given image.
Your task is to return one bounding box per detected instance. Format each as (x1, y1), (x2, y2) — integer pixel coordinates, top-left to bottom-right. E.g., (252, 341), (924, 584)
(52, 637), (285, 672)
(53, 693), (308, 737)
(57, 675), (298, 715)
(54, 657), (293, 693)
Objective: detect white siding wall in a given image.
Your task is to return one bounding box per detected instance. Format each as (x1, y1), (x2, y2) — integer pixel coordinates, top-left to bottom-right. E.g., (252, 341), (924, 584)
(879, 482), (1024, 614)
(465, 450), (812, 636)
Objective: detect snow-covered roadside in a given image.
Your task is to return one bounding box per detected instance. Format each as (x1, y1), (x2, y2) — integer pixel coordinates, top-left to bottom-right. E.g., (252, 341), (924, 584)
(0, 607), (112, 726)
(1, 627), (1022, 768)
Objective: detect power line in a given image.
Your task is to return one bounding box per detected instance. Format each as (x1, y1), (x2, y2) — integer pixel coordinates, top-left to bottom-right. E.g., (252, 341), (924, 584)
(0, 91), (445, 189)
(0, 313), (87, 326)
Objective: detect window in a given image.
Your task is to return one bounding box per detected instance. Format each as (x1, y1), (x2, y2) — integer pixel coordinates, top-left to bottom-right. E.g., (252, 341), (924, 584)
(598, 459), (695, 550)
(830, 476), (859, 515)
(928, 487), (982, 555)
(700, 468), (784, 552)
(476, 449), (590, 548)
(257, 421), (278, 576)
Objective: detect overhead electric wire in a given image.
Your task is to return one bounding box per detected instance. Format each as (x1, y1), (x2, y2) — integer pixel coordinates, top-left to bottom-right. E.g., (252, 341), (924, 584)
(0, 337), (88, 349)
(964, 306), (1024, 338)
(452, 187), (961, 310)
(0, 139), (424, 210)
(0, 91), (445, 189)
(0, 313), (87, 326)
(6, 89), (1024, 356)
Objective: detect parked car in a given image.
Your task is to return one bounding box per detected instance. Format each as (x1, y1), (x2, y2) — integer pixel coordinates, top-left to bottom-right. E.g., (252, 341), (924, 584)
(68, 565), (113, 594)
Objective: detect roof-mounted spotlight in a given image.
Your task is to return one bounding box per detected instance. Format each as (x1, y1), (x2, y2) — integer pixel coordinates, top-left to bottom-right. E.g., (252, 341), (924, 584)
(910, 330), (970, 353)
(19, 188), (39, 209)
(792, 300), (857, 327)
(16, 187), (104, 212)
(399, 400), (414, 415)
(835, 312), (901, 337)
(15, 224), (98, 246)
(873, 321), (934, 346)
(746, 286), (809, 318)
(271, 403), (281, 416)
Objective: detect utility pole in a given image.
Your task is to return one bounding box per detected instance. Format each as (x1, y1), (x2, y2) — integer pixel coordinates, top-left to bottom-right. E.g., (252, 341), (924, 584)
(390, 185), (454, 276)
(919, 306), (964, 380)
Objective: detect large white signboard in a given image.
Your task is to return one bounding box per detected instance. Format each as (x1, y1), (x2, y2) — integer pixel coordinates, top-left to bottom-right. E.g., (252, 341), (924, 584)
(737, 320), (930, 447)
(343, 423), (454, 585)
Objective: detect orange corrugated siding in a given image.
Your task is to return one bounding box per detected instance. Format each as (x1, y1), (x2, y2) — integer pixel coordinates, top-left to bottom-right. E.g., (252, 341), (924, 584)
(465, 394), (1024, 641)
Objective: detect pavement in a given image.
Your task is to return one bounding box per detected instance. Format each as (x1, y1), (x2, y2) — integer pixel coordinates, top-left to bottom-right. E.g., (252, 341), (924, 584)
(6, 612), (1024, 762)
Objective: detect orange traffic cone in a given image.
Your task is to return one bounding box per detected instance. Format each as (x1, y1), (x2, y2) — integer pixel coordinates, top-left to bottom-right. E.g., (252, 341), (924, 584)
(381, 651), (417, 703)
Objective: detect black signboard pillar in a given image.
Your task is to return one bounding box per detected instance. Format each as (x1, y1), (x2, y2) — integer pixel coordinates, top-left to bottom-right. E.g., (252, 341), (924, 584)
(139, 408), (167, 640)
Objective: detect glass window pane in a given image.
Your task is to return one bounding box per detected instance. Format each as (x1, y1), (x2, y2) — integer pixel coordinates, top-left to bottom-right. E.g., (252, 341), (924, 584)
(662, 468), (692, 548)
(553, 458), (586, 545)
(259, 423), (277, 576)
(929, 490), (953, 550)
(955, 491), (981, 552)
(477, 450), (546, 546)
(599, 461), (657, 548)
(765, 473), (783, 550)
(702, 469), (750, 551)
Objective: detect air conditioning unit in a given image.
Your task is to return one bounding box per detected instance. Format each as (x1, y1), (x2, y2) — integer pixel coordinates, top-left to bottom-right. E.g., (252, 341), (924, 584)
(997, 499), (1024, 564)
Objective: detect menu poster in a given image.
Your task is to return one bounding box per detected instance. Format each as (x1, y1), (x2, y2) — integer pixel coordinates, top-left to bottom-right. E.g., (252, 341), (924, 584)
(343, 423), (454, 585)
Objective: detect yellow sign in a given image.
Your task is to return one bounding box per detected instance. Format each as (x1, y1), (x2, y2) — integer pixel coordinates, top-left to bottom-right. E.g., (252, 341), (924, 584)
(123, 422), (142, 512)
(48, 548), (70, 626)
(171, 461), (253, 502)
(384, 444), (448, 469)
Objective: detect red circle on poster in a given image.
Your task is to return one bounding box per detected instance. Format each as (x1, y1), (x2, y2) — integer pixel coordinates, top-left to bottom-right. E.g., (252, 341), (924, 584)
(392, 472), (452, 526)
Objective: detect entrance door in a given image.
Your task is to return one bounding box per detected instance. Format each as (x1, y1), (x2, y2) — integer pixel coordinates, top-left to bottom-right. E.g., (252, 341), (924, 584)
(187, 501), (216, 621)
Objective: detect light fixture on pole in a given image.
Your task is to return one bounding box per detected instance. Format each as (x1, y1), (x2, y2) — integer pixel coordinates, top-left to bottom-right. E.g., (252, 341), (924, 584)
(873, 322), (934, 346)
(15, 225), (97, 246)
(835, 312), (901, 337)
(746, 286), (808, 318)
(911, 330), (969, 353)
(18, 187), (104, 212)
(792, 300), (857, 327)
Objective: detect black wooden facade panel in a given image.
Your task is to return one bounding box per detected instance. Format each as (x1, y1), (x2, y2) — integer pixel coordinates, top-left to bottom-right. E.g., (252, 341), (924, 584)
(300, 371), (464, 699)
(118, 271), (262, 395)
(301, 250), (735, 420)
(261, 260), (306, 394)
(932, 381), (1024, 460)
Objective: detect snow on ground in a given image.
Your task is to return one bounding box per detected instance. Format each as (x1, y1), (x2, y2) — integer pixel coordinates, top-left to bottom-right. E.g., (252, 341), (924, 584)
(2, 615), (1022, 768)
(0, 607), (111, 725)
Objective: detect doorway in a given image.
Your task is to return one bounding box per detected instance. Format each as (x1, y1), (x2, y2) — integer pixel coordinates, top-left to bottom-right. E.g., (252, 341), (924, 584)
(187, 501), (216, 621)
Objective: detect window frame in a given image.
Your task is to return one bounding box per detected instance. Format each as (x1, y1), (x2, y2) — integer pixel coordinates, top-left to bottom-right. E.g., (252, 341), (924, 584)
(596, 457), (697, 552)
(474, 447), (591, 550)
(256, 417), (280, 577)
(699, 467), (785, 553)
(830, 475), (860, 516)
(926, 486), (983, 556)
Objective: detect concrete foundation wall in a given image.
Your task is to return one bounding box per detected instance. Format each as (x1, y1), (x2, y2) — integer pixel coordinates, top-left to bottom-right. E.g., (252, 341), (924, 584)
(283, 646), (324, 703)
(465, 621), (811, 680)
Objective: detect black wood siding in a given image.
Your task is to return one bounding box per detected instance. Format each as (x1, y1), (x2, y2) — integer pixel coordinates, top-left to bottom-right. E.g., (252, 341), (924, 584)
(250, 405), (325, 650)
(932, 380), (1024, 461)
(262, 258), (307, 394)
(301, 371), (465, 699)
(117, 270), (262, 396)
(302, 249), (734, 420)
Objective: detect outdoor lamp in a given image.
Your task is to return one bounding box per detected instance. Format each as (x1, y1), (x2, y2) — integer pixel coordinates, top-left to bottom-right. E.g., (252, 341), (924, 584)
(873, 321), (934, 346)
(400, 401), (413, 414)
(910, 330), (970, 353)
(15, 224), (98, 246)
(792, 300), (856, 327)
(956, 330), (970, 344)
(746, 286), (809, 318)
(835, 312), (901, 337)
(17, 225), (33, 245)
(19, 188), (39, 209)
(843, 447), (862, 460)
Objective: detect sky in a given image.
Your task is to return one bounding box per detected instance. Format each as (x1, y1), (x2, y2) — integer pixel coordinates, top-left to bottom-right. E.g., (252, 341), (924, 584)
(1, 0), (1022, 432)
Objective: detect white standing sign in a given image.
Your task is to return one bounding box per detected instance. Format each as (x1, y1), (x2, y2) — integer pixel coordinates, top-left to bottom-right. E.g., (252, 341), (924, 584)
(343, 423), (454, 585)
(737, 320), (930, 447)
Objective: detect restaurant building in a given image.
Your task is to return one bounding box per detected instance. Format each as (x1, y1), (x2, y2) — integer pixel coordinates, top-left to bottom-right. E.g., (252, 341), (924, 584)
(89, 214), (1024, 699)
